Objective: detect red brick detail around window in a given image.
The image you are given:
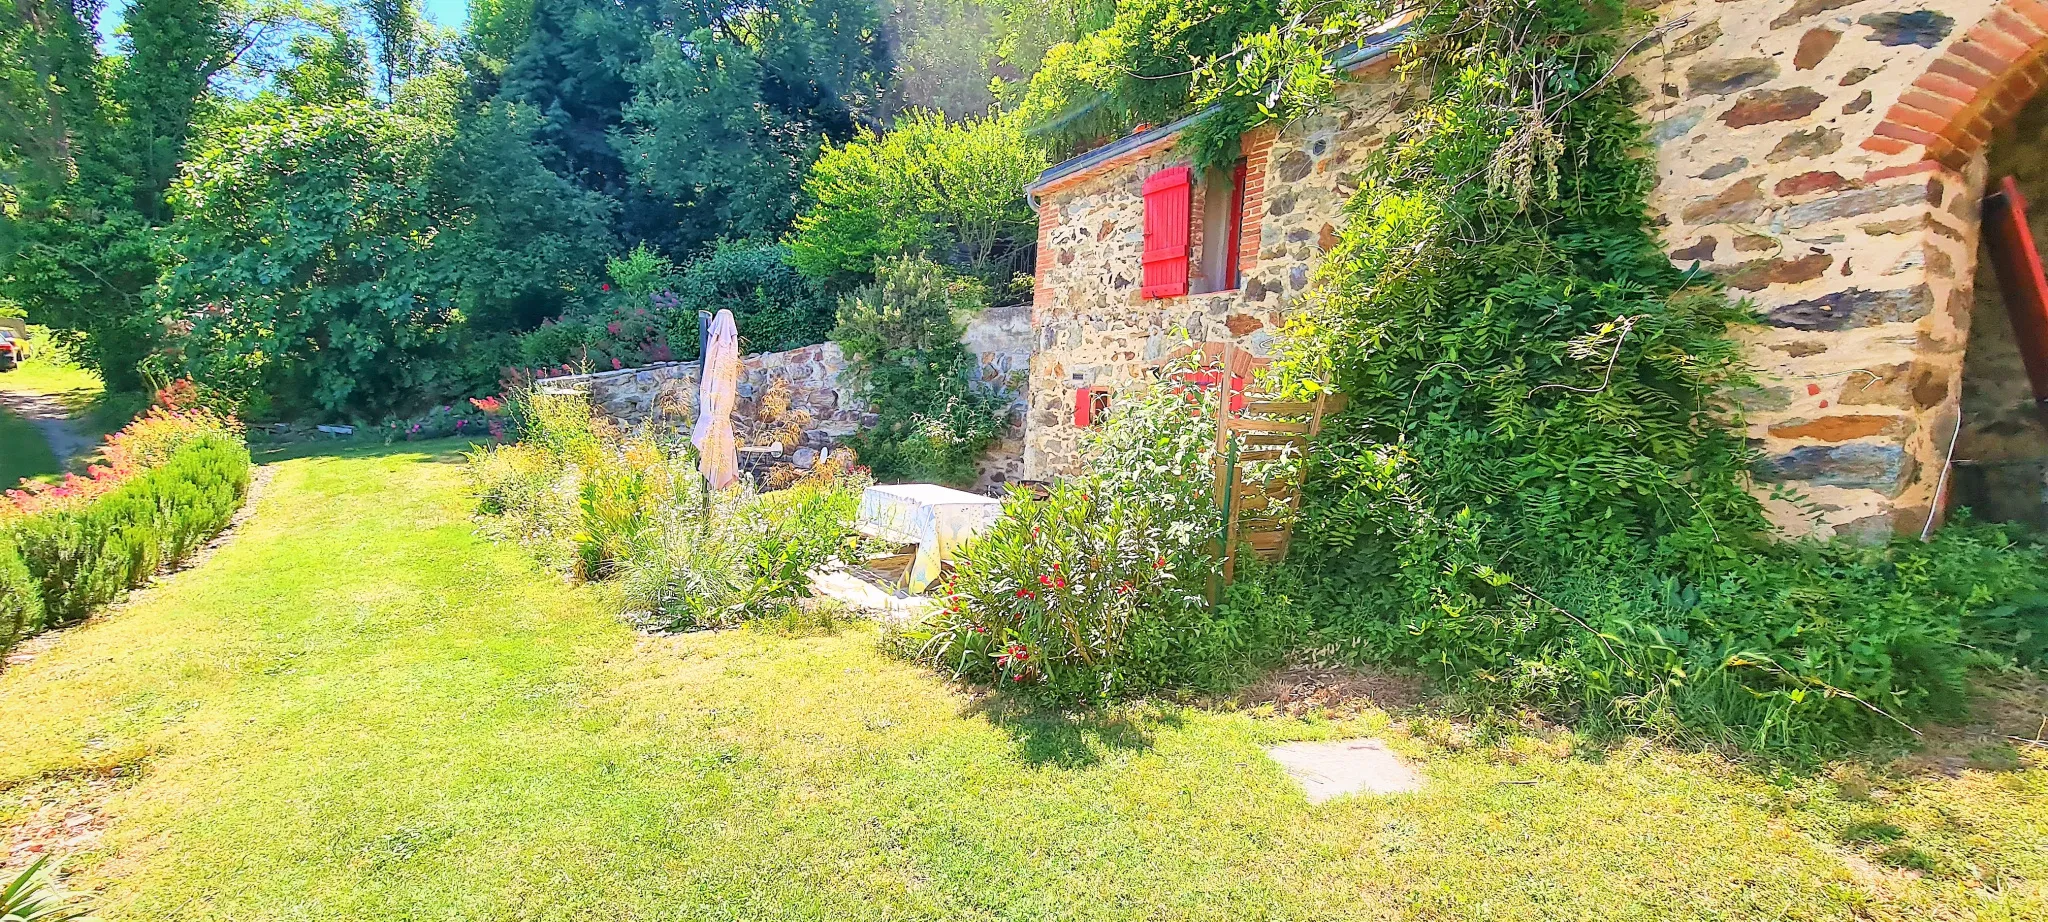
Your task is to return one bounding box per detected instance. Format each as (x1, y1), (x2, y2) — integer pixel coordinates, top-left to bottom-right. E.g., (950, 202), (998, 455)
(1236, 125), (1277, 274)
(1865, 0), (2048, 171)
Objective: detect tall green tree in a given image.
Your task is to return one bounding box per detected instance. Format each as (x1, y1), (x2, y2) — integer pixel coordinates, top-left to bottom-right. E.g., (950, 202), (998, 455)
(165, 101), (466, 416)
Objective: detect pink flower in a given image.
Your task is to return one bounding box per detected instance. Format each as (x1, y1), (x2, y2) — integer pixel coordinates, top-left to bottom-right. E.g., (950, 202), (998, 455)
(607, 322), (622, 336)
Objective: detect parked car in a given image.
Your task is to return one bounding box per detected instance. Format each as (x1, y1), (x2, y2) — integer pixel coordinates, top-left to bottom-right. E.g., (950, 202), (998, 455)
(0, 323), (27, 371)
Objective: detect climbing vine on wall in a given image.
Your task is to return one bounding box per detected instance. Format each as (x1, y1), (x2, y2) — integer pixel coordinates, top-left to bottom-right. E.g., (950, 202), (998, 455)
(1174, 0), (2048, 752)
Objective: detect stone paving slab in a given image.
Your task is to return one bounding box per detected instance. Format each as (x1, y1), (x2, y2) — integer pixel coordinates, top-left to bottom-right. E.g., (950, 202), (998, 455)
(1265, 738), (1423, 802)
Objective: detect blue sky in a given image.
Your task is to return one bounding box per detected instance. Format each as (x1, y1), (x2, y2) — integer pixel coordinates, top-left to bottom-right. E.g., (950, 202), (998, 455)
(96, 0), (471, 51)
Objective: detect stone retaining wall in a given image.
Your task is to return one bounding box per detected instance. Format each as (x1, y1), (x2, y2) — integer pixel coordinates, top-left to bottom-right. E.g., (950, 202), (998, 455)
(549, 305), (1034, 489)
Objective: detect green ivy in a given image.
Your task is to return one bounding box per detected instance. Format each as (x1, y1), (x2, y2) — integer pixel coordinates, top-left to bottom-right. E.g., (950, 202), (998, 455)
(1161, 0), (2048, 752)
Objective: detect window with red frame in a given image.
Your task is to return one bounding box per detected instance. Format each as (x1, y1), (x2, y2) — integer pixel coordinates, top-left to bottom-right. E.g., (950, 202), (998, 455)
(1195, 159), (1247, 293)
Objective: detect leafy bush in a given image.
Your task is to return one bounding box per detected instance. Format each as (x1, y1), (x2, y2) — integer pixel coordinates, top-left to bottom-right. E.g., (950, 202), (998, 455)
(513, 246), (685, 373)
(787, 111), (1046, 292)
(0, 535), (43, 654)
(670, 242), (834, 356)
(382, 396), (511, 443)
(832, 256), (1010, 485)
(164, 103), (464, 419)
(907, 363), (1301, 697)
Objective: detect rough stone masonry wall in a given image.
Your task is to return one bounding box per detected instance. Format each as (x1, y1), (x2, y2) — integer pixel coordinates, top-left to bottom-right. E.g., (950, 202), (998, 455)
(1025, 74), (1411, 477)
(1630, 0), (2047, 539)
(553, 305), (1034, 489)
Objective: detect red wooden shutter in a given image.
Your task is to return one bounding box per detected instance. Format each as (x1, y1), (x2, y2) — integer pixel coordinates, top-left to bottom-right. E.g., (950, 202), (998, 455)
(1141, 166), (1192, 299)
(1983, 175), (2048, 406)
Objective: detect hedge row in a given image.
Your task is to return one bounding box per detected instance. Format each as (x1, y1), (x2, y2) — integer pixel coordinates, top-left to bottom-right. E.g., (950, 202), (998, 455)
(0, 434), (250, 652)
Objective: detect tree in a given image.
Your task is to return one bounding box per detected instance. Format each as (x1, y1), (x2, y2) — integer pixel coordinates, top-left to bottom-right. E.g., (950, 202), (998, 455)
(164, 102), (465, 417)
(276, 5), (370, 104)
(361, 0), (420, 98)
(432, 100), (615, 332)
(1007, 0), (1280, 156)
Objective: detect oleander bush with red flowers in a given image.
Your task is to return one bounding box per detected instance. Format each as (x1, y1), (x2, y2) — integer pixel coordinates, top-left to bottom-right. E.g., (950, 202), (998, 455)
(905, 368), (1304, 698)
(0, 393), (250, 651)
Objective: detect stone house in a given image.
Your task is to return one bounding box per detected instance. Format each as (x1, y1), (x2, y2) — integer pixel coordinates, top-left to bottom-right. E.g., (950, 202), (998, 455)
(1021, 0), (2048, 538)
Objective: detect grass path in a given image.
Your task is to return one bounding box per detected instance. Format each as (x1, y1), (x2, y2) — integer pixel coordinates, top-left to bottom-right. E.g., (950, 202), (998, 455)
(0, 332), (136, 486)
(0, 442), (2042, 920)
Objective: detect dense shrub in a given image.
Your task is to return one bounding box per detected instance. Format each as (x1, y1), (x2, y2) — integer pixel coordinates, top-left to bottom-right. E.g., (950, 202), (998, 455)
(0, 536), (42, 654)
(833, 256), (1010, 486)
(12, 435), (249, 624)
(1, 406), (250, 643)
(164, 103), (466, 419)
(908, 364), (1302, 697)
(669, 242), (835, 356)
(1159, 0), (2048, 751)
(787, 112), (1046, 293)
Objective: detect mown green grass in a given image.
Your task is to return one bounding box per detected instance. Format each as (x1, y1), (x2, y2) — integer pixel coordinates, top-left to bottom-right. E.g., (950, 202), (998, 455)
(0, 404), (59, 486)
(0, 440), (2040, 920)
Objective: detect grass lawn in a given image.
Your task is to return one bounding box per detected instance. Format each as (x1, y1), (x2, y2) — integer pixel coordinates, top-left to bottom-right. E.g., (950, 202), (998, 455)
(0, 440), (2042, 920)
(0, 329), (151, 442)
(0, 405), (59, 486)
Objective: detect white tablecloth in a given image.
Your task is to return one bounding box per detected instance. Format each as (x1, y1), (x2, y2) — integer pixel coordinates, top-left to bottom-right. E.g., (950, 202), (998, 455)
(855, 484), (1005, 593)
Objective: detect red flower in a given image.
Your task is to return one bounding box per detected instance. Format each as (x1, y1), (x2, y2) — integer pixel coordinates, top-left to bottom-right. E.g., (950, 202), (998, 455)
(601, 283), (611, 292)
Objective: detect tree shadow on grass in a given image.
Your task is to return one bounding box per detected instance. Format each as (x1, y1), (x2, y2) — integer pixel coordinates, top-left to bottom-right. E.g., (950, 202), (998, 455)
(962, 693), (1184, 769)
(250, 435), (488, 465)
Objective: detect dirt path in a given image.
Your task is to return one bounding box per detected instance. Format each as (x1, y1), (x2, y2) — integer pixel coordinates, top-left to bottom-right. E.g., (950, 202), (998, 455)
(0, 388), (92, 465)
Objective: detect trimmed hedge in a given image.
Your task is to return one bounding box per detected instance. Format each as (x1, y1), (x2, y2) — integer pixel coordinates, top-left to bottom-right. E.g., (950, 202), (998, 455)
(0, 434), (250, 650)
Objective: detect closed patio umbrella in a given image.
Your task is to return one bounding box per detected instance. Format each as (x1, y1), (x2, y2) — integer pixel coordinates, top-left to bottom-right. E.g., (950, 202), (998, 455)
(693, 309), (740, 490)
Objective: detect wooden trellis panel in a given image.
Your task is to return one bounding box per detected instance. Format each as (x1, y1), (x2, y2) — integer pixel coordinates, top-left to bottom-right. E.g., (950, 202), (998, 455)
(1206, 343), (1336, 584)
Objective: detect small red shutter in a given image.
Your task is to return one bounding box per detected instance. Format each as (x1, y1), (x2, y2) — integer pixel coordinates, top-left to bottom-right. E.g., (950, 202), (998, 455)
(1141, 166), (1192, 299)
(1983, 176), (2048, 406)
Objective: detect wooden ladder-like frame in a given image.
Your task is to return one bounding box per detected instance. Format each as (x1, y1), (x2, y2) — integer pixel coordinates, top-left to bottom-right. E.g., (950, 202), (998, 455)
(1207, 343), (1335, 585)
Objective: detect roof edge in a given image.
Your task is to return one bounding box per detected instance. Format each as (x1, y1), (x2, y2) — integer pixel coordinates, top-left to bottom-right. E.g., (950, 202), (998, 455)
(1024, 28), (1408, 199)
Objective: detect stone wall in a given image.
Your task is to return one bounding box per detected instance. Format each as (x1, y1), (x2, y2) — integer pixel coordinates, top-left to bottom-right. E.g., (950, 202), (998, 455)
(1628, 0), (2019, 539)
(1027, 0), (2048, 538)
(551, 307), (1035, 489)
(1024, 72), (1411, 477)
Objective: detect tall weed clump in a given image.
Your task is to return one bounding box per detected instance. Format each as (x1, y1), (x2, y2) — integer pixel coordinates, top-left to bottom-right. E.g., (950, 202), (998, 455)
(465, 390), (872, 629)
(1186, 0), (2048, 751)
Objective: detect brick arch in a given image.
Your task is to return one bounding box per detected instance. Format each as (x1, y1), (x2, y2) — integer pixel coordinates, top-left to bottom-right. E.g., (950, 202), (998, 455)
(1863, 0), (2048, 170)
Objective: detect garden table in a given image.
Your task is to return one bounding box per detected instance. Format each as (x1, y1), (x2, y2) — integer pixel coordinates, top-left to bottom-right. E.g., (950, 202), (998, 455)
(854, 484), (1004, 594)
